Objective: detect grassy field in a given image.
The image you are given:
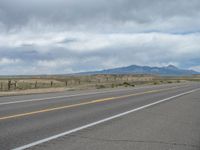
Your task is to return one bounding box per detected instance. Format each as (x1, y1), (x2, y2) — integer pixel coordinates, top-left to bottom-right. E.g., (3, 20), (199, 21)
(0, 74), (199, 95)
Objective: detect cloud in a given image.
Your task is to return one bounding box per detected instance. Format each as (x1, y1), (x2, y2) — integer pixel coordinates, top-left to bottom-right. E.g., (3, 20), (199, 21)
(0, 31), (199, 75)
(0, 58), (21, 65)
(190, 66), (200, 72)
(0, 0), (200, 33)
(0, 0), (200, 75)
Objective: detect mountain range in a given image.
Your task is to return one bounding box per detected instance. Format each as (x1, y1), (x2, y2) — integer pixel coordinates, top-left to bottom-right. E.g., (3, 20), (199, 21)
(78, 65), (199, 76)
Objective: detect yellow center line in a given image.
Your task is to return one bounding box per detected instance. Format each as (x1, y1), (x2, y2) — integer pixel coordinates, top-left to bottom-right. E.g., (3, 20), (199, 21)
(0, 86), (181, 121)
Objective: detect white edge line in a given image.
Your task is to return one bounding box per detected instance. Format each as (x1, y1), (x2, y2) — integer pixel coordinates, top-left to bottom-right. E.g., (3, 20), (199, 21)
(13, 88), (200, 150)
(0, 84), (182, 106)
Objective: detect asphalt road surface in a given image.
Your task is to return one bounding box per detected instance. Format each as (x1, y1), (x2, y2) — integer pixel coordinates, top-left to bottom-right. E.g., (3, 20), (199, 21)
(0, 83), (200, 150)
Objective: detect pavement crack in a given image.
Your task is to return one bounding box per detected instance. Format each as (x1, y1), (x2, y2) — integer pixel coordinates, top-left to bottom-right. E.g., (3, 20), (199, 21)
(69, 134), (200, 149)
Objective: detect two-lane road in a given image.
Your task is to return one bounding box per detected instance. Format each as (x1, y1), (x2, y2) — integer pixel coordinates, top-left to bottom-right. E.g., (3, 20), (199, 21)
(0, 83), (200, 150)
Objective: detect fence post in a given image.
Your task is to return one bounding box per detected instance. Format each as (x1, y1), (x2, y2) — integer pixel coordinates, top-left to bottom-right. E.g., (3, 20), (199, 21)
(35, 81), (37, 88)
(14, 81), (17, 89)
(8, 80), (11, 90)
(0, 82), (2, 91)
(78, 79), (80, 85)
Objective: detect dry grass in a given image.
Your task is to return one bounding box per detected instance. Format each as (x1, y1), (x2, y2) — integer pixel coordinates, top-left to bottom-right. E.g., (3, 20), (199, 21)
(0, 74), (196, 96)
(0, 74), (155, 91)
(0, 87), (69, 97)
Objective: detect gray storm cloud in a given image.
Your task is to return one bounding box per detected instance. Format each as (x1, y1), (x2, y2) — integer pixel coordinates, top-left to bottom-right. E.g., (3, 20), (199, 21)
(0, 0), (200, 75)
(1, 0), (200, 32)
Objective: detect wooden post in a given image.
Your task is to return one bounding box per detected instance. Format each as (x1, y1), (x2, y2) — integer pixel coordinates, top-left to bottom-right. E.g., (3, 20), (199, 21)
(50, 81), (53, 87)
(35, 81), (37, 88)
(0, 82), (2, 91)
(114, 75), (117, 81)
(14, 81), (17, 89)
(8, 80), (11, 90)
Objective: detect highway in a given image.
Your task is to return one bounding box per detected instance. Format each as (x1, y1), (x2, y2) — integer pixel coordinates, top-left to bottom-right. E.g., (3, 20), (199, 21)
(0, 83), (200, 150)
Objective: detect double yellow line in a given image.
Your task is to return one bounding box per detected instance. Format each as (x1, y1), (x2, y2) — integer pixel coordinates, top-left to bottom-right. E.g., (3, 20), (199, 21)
(0, 86), (181, 121)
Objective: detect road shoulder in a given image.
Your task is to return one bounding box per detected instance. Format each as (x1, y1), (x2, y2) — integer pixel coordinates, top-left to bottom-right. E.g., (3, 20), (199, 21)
(32, 90), (200, 150)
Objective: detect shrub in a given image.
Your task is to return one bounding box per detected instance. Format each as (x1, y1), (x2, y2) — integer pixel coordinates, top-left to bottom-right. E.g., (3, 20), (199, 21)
(96, 84), (106, 89)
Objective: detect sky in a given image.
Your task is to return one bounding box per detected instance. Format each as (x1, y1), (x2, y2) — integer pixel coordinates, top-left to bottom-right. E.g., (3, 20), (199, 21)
(0, 0), (200, 75)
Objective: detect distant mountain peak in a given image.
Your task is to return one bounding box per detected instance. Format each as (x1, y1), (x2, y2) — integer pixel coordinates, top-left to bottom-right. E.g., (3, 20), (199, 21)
(166, 65), (178, 69)
(78, 64), (199, 76)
